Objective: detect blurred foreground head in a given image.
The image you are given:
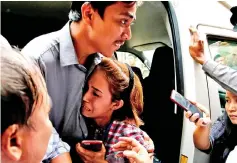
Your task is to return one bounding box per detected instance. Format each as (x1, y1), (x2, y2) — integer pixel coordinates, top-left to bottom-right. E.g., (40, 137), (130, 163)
(1, 38), (52, 163)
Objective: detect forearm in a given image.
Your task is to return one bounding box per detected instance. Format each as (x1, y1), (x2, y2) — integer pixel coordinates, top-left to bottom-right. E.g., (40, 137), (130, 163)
(203, 60), (237, 95)
(193, 125), (211, 150)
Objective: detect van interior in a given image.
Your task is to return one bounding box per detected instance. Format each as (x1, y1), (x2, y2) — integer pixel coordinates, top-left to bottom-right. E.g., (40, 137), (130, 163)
(1, 1), (184, 163)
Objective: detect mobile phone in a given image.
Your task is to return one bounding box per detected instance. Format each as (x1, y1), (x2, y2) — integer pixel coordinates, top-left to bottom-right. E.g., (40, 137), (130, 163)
(170, 90), (203, 118)
(81, 140), (103, 152)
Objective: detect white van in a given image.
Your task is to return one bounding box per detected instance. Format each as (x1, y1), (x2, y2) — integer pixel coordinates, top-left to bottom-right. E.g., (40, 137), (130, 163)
(1, 1), (236, 163)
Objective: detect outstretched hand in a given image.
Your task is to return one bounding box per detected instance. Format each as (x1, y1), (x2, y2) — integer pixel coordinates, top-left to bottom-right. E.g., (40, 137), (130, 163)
(112, 137), (153, 163)
(189, 27), (205, 65)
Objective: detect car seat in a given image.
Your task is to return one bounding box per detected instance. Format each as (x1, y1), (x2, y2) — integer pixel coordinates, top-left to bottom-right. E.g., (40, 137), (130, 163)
(142, 45), (181, 163)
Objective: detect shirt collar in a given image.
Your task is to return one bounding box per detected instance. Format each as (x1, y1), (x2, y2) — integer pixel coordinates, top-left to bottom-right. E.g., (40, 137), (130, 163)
(59, 21), (79, 67)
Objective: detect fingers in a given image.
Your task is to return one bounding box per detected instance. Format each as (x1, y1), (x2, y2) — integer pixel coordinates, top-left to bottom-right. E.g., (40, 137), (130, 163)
(113, 137), (153, 163)
(123, 150), (143, 163)
(196, 117), (211, 126)
(113, 137), (144, 153)
(75, 143), (106, 162)
(189, 26), (197, 35)
(185, 110), (192, 118)
(185, 108), (211, 127)
(189, 26), (198, 37)
(187, 100), (210, 117)
(189, 113), (200, 122)
(195, 103), (210, 117)
(76, 143), (92, 161)
(119, 137), (143, 149)
(198, 40), (204, 49)
(185, 111), (211, 126)
(189, 26), (199, 44)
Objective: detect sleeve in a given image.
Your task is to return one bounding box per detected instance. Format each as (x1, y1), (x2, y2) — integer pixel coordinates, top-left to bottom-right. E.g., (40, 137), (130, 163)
(201, 115), (226, 154)
(123, 125), (148, 149)
(42, 127), (70, 162)
(203, 60), (237, 95)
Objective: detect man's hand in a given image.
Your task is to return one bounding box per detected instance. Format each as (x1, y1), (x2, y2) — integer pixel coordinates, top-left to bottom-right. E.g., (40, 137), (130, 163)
(76, 142), (107, 163)
(112, 137), (153, 163)
(189, 27), (206, 65)
(185, 101), (211, 127)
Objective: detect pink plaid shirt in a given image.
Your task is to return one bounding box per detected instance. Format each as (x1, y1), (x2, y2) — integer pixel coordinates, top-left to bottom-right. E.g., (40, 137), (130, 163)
(104, 120), (149, 156)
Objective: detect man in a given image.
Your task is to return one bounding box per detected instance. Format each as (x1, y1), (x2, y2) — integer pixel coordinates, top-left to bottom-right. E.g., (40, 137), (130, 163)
(22, 1), (140, 161)
(1, 41), (52, 163)
(189, 27), (237, 95)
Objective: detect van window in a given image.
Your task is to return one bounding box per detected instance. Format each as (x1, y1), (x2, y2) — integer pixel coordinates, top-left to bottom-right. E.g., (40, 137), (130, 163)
(207, 37), (237, 70)
(116, 52), (150, 78)
(207, 37), (237, 112)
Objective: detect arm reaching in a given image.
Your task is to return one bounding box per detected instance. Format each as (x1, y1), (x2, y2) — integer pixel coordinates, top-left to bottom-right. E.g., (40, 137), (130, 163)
(185, 102), (212, 150)
(113, 137), (153, 163)
(189, 27), (237, 95)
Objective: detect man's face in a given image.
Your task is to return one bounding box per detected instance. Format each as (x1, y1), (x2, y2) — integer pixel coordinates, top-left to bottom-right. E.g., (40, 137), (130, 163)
(225, 91), (237, 124)
(21, 94), (52, 162)
(89, 2), (137, 57)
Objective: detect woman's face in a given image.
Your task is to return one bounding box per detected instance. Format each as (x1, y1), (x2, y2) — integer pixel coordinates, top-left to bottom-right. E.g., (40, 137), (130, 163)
(225, 91), (237, 124)
(82, 68), (119, 125)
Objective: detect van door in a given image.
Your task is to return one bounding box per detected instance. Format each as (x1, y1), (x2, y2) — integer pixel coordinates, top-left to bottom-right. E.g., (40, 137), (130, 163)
(173, 1), (236, 163)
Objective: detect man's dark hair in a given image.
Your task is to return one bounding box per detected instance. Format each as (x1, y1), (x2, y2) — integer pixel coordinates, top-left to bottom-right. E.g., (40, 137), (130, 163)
(69, 1), (138, 22)
(1, 45), (47, 133)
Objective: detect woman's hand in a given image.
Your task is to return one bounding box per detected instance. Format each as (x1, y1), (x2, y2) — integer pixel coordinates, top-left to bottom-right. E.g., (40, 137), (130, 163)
(112, 137), (153, 163)
(76, 142), (107, 163)
(185, 101), (211, 127)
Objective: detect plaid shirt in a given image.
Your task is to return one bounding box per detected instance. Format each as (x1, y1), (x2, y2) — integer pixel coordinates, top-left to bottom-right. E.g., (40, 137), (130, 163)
(105, 121), (149, 156)
(42, 127), (70, 163)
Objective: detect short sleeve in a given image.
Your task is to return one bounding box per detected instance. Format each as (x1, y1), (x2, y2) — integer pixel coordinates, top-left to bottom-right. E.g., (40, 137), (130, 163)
(200, 115), (226, 154)
(42, 127), (70, 162)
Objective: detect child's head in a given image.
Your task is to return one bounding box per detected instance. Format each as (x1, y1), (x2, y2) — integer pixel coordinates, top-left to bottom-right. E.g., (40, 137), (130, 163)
(82, 57), (143, 127)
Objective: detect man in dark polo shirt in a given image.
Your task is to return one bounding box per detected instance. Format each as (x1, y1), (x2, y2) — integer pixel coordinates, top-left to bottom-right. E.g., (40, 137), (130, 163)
(22, 1), (140, 162)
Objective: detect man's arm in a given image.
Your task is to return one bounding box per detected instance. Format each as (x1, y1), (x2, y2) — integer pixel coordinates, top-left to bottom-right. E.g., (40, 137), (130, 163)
(189, 27), (237, 95)
(203, 60), (237, 95)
